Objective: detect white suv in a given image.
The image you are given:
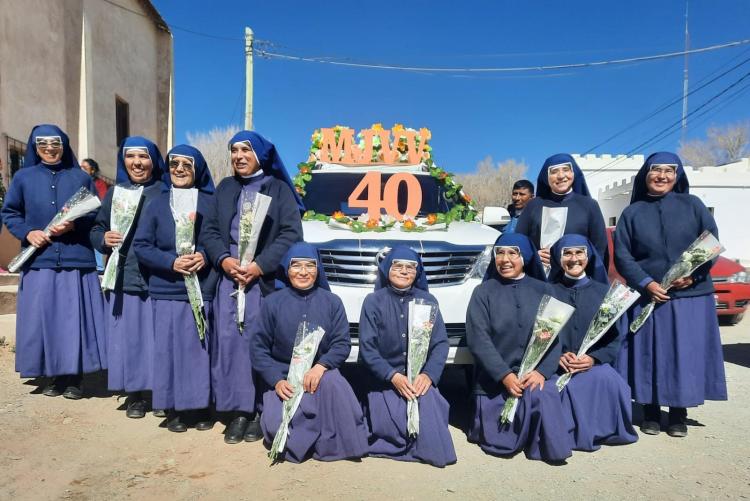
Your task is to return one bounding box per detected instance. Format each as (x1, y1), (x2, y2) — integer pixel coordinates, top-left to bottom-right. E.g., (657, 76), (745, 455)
(301, 162), (509, 364)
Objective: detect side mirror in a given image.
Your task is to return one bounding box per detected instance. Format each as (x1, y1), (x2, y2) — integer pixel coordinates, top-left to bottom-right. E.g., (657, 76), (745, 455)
(482, 206), (511, 226)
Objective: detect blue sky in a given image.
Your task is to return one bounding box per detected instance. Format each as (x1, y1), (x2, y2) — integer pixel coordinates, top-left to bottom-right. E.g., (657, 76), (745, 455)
(153, 0), (750, 179)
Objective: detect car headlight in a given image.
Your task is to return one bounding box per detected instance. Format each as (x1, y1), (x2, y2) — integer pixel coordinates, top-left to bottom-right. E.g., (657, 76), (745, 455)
(470, 245), (494, 279)
(728, 271), (749, 283)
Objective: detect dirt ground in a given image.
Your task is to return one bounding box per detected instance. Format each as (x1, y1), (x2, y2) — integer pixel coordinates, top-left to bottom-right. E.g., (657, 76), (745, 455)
(0, 319), (748, 501)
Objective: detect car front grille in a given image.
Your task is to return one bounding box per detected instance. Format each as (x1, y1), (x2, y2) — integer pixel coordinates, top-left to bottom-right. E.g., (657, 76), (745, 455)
(319, 247), (484, 287)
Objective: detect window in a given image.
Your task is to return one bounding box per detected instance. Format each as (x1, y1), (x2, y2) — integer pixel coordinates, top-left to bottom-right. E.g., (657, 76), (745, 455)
(6, 136), (26, 178)
(116, 96), (130, 147)
(608, 216), (617, 226)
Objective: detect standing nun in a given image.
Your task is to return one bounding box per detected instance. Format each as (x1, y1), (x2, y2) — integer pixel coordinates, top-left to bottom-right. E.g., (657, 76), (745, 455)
(548, 234), (638, 451)
(250, 242), (368, 463)
(358, 246), (457, 467)
(201, 130), (303, 444)
(1, 124), (105, 398)
(614, 152), (726, 437)
(516, 153), (608, 269)
(133, 144), (218, 432)
(90, 137), (165, 418)
(466, 233), (574, 462)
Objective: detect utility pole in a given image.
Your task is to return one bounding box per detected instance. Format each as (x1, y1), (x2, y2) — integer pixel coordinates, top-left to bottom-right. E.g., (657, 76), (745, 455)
(244, 27), (254, 130)
(681, 1), (690, 143)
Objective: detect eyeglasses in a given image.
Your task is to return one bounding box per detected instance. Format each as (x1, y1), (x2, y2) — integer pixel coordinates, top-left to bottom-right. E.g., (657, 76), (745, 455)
(494, 246), (522, 261)
(169, 158), (194, 170)
(289, 261), (317, 272)
(548, 163), (573, 176)
(649, 165), (677, 177)
(35, 137), (62, 149)
(561, 247), (587, 259)
(391, 262), (417, 273)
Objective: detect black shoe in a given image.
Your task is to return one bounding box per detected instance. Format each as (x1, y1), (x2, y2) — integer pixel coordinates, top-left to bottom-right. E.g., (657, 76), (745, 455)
(152, 409), (166, 418)
(225, 416), (249, 444)
(62, 384), (83, 400)
(42, 379), (62, 397)
(640, 420), (661, 435)
(667, 407), (688, 437)
(167, 413), (187, 433)
(126, 399), (147, 419)
(244, 415), (263, 443)
(192, 410), (214, 431)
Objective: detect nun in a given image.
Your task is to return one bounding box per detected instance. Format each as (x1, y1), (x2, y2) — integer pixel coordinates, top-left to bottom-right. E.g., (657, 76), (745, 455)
(201, 130), (303, 444)
(614, 152), (726, 437)
(516, 153), (608, 268)
(250, 242), (368, 463)
(358, 246), (457, 467)
(548, 234), (638, 451)
(466, 233), (574, 462)
(90, 137), (165, 418)
(133, 144), (218, 432)
(1, 124), (105, 398)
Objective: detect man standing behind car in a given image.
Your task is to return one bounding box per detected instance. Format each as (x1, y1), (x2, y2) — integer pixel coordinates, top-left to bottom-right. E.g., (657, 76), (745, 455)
(504, 179), (534, 233)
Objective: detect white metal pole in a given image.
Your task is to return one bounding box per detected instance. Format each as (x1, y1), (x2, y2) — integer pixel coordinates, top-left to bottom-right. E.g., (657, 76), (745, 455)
(245, 27), (254, 130)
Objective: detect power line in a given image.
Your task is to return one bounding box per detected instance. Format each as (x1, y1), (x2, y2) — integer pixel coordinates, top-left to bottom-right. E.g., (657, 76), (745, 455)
(255, 38), (750, 73)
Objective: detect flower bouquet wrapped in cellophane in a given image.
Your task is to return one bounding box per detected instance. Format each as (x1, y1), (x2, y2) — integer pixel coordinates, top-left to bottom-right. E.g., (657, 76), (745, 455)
(406, 299), (438, 438)
(500, 295), (574, 424)
(629, 230), (724, 333)
(233, 191), (271, 332)
(269, 322), (326, 463)
(8, 187), (101, 273)
(101, 185), (143, 291)
(556, 281), (640, 391)
(169, 188), (206, 340)
(540, 206), (567, 277)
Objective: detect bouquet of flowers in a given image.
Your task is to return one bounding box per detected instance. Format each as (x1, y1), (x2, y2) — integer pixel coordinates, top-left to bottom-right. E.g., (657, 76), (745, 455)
(8, 187), (102, 273)
(556, 281), (640, 391)
(500, 295), (574, 424)
(540, 207), (568, 277)
(406, 298), (438, 438)
(100, 185), (143, 291)
(629, 230), (724, 333)
(234, 191), (272, 332)
(169, 188), (206, 341)
(269, 322), (326, 462)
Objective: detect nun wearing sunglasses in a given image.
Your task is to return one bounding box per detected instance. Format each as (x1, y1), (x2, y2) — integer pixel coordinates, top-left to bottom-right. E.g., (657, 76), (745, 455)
(516, 153), (608, 270)
(548, 234), (638, 451)
(1, 124), (105, 399)
(90, 137), (166, 418)
(466, 233), (574, 462)
(133, 145), (218, 433)
(613, 152), (726, 438)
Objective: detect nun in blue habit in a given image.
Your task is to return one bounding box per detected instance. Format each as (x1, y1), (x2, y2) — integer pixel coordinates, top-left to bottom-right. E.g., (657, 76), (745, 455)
(613, 152), (726, 437)
(548, 234), (638, 451)
(250, 243), (368, 463)
(1, 124), (105, 399)
(90, 137), (165, 418)
(133, 144), (218, 433)
(358, 246), (457, 467)
(515, 153), (608, 269)
(466, 233), (574, 462)
(201, 130), (303, 444)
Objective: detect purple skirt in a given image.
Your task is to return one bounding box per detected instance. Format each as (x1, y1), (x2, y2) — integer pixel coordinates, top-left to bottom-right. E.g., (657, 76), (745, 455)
(261, 369), (368, 463)
(210, 275), (261, 413)
(365, 387), (457, 467)
(468, 383), (574, 462)
(615, 294), (728, 408)
(15, 268), (106, 378)
(151, 299), (212, 411)
(557, 364), (638, 451)
(105, 292), (154, 393)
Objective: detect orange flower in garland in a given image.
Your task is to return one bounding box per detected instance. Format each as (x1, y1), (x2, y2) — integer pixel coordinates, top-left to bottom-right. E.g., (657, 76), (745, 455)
(366, 218), (380, 229)
(299, 165), (311, 175)
(332, 210), (346, 220)
(426, 213), (438, 225)
(463, 193), (472, 203)
(403, 219), (417, 230)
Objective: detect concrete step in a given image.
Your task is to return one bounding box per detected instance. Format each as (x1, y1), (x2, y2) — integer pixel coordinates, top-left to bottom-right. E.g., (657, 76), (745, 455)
(0, 273), (19, 286)
(0, 285), (18, 315)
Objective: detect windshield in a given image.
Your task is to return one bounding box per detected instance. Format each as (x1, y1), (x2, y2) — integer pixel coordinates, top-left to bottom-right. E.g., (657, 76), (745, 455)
(302, 171), (453, 216)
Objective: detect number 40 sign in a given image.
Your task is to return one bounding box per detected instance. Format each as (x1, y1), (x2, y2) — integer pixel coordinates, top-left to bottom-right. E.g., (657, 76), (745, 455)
(348, 172), (422, 221)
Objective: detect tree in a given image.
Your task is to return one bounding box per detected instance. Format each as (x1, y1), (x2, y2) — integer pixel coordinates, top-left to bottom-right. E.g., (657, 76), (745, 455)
(186, 125), (241, 181)
(455, 156), (528, 210)
(678, 121), (750, 167)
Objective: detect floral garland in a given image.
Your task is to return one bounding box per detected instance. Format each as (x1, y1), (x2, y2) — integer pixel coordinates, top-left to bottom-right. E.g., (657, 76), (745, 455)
(296, 124), (477, 230)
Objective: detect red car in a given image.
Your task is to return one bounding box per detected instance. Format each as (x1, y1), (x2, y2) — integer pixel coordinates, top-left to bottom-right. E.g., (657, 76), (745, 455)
(606, 228), (750, 325)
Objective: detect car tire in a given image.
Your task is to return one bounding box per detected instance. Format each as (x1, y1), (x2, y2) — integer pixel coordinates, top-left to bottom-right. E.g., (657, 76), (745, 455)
(722, 313), (744, 325)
